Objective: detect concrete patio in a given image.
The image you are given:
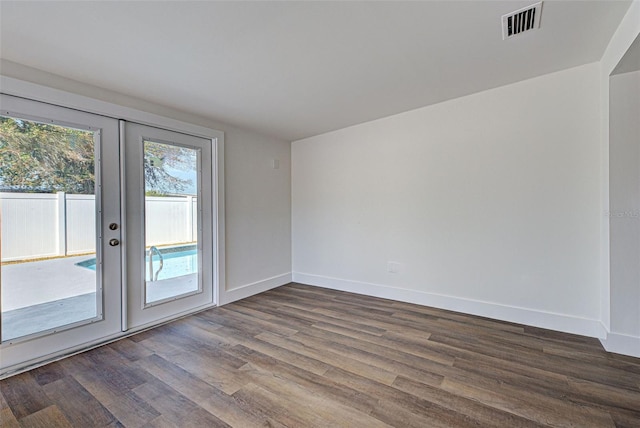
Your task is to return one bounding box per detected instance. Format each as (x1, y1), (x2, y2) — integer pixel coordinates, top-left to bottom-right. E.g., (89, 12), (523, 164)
(1, 255), (198, 341)
(1, 255), (97, 340)
(2, 255), (96, 312)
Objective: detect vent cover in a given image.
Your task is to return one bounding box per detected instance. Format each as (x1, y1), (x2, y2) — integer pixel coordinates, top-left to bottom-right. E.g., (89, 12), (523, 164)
(502, 2), (543, 40)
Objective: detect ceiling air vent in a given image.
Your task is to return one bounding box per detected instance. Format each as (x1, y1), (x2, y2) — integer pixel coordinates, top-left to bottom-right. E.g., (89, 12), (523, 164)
(502, 2), (543, 40)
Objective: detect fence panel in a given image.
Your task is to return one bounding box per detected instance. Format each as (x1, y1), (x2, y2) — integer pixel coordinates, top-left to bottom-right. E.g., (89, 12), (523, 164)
(192, 197), (198, 242)
(0, 193), (59, 261)
(1, 193), (198, 261)
(66, 194), (96, 255)
(145, 196), (193, 247)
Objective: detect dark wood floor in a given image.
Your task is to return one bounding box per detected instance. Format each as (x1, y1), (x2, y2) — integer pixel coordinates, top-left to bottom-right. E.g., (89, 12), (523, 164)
(2, 283), (640, 427)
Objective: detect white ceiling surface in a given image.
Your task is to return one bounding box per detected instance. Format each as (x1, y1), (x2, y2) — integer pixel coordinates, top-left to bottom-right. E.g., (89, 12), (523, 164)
(0, 1), (632, 141)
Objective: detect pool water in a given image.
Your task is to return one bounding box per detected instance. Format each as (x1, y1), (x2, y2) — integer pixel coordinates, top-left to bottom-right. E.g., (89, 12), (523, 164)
(76, 246), (198, 281)
(148, 248), (198, 281)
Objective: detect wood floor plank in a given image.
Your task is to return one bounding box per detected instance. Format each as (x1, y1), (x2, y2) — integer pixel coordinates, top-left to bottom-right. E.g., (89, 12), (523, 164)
(255, 331), (399, 385)
(273, 300), (388, 336)
(0, 388), (9, 409)
(132, 377), (230, 428)
(372, 397), (478, 428)
(229, 344), (378, 415)
(215, 307), (299, 336)
(66, 357), (160, 428)
(16, 405), (72, 428)
(380, 330), (456, 365)
(305, 322), (454, 368)
(97, 390), (161, 428)
(543, 344), (640, 375)
(2, 283), (639, 427)
(30, 362), (67, 387)
(237, 335), (332, 376)
(430, 332), (640, 390)
(140, 415), (178, 428)
(108, 338), (155, 363)
(234, 299), (315, 329)
(239, 366), (390, 428)
(440, 359), (625, 427)
(133, 353), (285, 428)
(41, 376), (116, 427)
(141, 335), (252, 396)
(0, 373), (52, 419)
(567, 378), (640, 414)
(0, 407), (20, 428)
(440, 377), (617, 427)
(313, 307), (434, 339)
(608, 409), (640, 428)
(59, 349), (151, 394)
(157, 322), (241, 360)
(232, 382), (326, 427)
(392, 375), (545, 428)
(195, 308), (296, 338)
(285, 330), (445, 387)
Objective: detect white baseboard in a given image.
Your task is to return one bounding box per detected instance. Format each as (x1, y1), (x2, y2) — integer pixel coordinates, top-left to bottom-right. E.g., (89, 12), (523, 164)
(292, 272), (604, 339)
(219, 272), (292, 305)
(600, 331), (640, 358)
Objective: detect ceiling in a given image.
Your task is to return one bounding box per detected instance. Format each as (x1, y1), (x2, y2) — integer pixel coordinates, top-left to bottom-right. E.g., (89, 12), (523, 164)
(0, 1), (632, 141)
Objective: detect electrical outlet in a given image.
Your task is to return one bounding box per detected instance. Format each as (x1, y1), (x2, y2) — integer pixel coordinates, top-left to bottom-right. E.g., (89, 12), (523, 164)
(387, 262), (400, 274)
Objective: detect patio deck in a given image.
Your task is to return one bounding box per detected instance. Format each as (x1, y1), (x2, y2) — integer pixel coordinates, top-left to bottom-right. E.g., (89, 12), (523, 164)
(1, 256), (198, 341)
(1, 255), (96, 340)
(2, 255), (96, 312)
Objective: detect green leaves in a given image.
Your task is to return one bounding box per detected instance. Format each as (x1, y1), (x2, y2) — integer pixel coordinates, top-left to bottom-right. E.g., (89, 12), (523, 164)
(0, 116), (95, 194)
(143, 140), (196, 196)
(0, 116), (196, 196)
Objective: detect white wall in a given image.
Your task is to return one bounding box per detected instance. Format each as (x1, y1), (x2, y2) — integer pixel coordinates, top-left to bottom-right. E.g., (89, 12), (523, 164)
(609, 70), (640, 339)
(293, 63), (603, 337)
(0, 60), (292, 303)
(599, 1), (640, 357)
(223, 125), (292, 301)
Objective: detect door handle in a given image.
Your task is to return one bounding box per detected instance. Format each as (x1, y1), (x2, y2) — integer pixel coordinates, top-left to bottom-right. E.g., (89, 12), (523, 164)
(109, 239), (120, 247)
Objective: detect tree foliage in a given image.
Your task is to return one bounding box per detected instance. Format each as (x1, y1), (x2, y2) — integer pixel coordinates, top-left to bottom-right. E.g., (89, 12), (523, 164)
(0, 116), (195, 195)
(0, 116), (95, 194)
(143, 141), (196, 195)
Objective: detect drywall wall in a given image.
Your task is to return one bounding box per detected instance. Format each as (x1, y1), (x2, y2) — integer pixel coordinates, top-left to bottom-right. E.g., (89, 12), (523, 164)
(223, 124), (292, 302)
(293, 62), (603, 337)
(0, 60), (292, 304)
(599, 1), (640, 357)
(609, 70), (640, 339)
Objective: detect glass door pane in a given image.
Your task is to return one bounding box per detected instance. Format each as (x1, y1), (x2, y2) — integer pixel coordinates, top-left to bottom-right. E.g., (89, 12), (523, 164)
(0, 94), (121, 375)
(143, 140), (201, 305)
(123, 122), (213, 330)
(0, 115), (100, 341)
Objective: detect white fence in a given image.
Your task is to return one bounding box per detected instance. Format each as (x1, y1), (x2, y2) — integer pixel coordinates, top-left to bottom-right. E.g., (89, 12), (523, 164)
(0, 192), (197, 262)
(146, 196), (198, 246)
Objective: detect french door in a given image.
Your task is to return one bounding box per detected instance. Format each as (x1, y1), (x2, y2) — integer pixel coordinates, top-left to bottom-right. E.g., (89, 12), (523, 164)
(0, 95), (215, 375)
(0, 95), (122, 371)
(122, 122), (214, 330)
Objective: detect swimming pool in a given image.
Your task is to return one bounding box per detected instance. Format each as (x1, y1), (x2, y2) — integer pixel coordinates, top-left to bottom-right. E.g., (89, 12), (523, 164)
(76, 245), (198, 281)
